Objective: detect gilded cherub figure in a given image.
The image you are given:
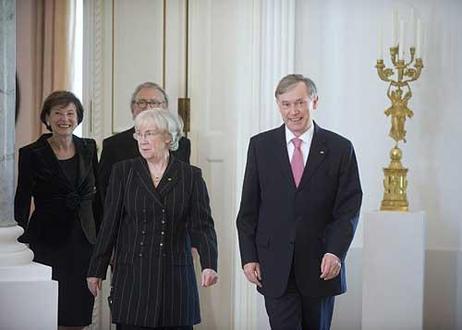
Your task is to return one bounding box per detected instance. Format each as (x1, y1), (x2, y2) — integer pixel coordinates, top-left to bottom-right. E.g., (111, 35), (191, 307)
(385, 84), (414, 143)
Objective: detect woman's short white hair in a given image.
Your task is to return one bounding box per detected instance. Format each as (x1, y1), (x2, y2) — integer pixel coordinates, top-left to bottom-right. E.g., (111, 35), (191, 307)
(134, 109), (182, 151)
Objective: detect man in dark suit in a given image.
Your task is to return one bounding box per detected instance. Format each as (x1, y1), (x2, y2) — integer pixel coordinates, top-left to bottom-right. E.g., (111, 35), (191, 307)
(98, 82), (191, 201)
(236, 74), (362, 330)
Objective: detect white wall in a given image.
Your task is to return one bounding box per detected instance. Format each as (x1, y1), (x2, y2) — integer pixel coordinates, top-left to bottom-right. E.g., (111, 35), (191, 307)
(295, 0), (462, 328)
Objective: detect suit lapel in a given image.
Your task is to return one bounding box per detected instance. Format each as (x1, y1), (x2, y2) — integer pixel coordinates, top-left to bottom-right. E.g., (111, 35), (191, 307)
(298, 123), (328, 190)
(274, 125), (297, 190)
(133, 158), (165, 207)
(157, 156), (180, 197)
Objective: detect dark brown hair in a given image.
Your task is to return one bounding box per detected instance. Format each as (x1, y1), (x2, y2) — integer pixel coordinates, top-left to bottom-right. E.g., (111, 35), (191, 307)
(40, 91), (84, 131)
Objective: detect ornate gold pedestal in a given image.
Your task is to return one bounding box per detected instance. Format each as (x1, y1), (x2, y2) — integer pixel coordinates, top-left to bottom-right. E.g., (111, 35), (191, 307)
(381, 146), (408, 211)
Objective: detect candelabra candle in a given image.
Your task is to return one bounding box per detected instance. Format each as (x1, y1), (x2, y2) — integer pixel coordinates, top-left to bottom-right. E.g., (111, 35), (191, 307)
(375, 46), (424, 211)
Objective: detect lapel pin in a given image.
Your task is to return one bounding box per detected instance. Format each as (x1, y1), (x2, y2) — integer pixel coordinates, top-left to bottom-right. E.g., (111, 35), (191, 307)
(168, 177), (172, 181)
(320, 150), (325, 154)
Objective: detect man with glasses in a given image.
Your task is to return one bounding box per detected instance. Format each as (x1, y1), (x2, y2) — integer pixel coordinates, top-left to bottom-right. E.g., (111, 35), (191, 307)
(98, 82), (191, 202)
(236, 74), (362, 329)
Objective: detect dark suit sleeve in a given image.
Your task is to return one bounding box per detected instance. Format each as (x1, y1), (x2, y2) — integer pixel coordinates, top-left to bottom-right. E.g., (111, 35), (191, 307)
(88, 162), (125, 279)
(175, 137), (191, 164)
(325, 141), (362, 261)
(236, 139), (261, 267)
(189, 168), (218, 271)
(183, 137), (191, 164)
(91, 139), (103, 233)
(98, 138), (114, 204)
(14, 148), (33, 236)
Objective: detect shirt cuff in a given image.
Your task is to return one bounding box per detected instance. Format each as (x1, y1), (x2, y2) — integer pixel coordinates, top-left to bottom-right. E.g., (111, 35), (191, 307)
(324, 252), (340, 262)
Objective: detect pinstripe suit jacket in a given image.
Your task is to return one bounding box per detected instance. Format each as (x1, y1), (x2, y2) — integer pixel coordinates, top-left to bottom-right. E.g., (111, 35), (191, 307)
(87, 156), (217, 327)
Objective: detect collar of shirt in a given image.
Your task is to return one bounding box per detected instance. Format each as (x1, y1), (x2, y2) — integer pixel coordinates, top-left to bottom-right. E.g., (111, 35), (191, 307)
(285, 123), (314, 166)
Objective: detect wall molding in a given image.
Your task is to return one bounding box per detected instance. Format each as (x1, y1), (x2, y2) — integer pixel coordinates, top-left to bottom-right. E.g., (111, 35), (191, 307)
(234, 1), (296, 328)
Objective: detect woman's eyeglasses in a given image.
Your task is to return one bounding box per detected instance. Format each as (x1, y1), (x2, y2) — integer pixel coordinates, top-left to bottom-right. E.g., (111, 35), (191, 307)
(133, 130), (162, 140)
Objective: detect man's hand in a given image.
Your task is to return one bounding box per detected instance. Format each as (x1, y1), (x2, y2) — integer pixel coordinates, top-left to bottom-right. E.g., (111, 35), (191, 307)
(320, 253), (341, 280)
(243, 262), (262, 287)
(201, 268), (218, 287)
(87, 277), (102, 297)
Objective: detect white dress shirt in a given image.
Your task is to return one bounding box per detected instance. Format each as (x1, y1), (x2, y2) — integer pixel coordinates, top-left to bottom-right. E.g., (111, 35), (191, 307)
(285, 123), (314, 166)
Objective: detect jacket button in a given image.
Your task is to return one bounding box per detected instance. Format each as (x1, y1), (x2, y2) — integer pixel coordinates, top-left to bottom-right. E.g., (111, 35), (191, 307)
(141, 231), (146, 234)
(161, 231), (165, 235)
(140, 242), (144, 246)
(161, 221), (165, 224)
(139, 253), (143, 257)
(160, 243), (164, 247)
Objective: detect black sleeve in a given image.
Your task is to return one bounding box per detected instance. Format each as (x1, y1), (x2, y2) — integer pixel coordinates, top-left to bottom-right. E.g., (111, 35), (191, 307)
(88, 162), (126, 279)
(174, 137), (191, 164)
(183, 137), (191, 164)
(14, 148), (33, 241)
(325, 141), (363, 261)
(91, 139), (103, 233)
(236, 138), (261, 267)
(97, 138), (115, 205)
(189, 168), (218, 271)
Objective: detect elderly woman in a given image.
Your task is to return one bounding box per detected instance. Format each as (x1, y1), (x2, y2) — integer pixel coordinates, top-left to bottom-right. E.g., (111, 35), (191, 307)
(87, 109), (218, 330)
(14, 91), (101, 329)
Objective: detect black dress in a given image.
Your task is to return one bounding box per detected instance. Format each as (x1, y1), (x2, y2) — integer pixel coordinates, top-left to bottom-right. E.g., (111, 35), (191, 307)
(14, 134), (101, 327)
(53, 154), (94, 326)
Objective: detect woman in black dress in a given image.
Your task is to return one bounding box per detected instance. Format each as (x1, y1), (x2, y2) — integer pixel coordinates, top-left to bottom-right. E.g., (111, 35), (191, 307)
(14, 91), (101, 329)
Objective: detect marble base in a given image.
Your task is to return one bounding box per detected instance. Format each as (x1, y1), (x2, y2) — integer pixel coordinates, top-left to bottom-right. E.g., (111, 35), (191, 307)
(0, 225), (34, 266)
(361, 211), (425, 330)
(0, 263), (58, 330)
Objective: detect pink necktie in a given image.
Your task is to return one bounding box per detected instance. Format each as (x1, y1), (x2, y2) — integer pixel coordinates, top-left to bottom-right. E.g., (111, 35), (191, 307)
(291, 138), (304, 187)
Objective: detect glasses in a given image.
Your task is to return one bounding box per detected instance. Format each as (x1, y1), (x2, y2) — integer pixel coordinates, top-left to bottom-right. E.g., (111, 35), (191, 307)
(279, 99), (308, 110)
(133, 99), (166, 109)
(133, 130), (162, 141)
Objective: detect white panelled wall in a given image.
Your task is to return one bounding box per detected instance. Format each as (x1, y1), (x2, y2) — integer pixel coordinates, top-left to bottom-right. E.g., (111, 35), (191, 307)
(295, 0), (462, 329)
(83, 0), (462, 329)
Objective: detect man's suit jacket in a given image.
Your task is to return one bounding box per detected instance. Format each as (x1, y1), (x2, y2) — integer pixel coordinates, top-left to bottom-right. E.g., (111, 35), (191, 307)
(88, 156), (217, 327)
(98, 127), (191, 202)
(14, 134), (102, 253)
(237, 123), (362, 298)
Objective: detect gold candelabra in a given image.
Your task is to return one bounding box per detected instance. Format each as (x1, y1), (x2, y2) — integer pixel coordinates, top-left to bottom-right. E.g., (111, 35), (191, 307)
(376, 46), (423, 211)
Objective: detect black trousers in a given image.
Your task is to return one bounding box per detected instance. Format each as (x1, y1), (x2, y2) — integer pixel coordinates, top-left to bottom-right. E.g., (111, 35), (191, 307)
(264, 268), (335, 330)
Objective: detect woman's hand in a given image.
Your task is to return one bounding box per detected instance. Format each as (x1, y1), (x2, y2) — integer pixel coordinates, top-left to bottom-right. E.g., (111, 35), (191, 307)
(201, 269), (218, 287)
(87, 277), (102, 297)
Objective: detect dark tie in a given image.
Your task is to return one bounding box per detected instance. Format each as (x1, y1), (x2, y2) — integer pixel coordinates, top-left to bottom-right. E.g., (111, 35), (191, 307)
(291, 138), (304, 187)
